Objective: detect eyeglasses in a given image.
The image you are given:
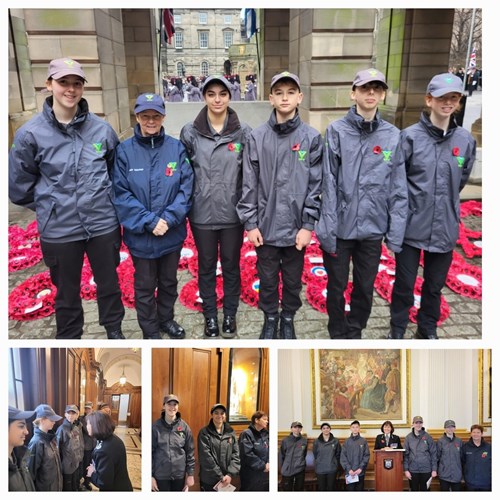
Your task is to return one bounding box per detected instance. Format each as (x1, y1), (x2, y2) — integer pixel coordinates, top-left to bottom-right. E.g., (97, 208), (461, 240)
(137, 114), (163, 123)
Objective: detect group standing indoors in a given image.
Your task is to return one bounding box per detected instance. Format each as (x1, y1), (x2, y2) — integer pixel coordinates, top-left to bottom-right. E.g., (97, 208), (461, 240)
(197, 403), (240, 491)
(238, 411), (270, 491)
(27, 404), (63, 491)
(388, 73), (476, 339)
(237, 71), (322, 340)
(152, 394), (195, 491)
(313, 422), (341, 491)
(9, 406), (36, 491)
(316, 68), (407, 339)
(85, 411), (133, 491)
(9, 58), (125, 340)
(113, 93), (193, 340)
(181, 75), (251, 339)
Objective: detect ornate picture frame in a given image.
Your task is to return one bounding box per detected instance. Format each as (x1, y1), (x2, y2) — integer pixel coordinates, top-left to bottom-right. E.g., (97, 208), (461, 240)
(478, 349), (492, 426)
(311, 349), (410, 429)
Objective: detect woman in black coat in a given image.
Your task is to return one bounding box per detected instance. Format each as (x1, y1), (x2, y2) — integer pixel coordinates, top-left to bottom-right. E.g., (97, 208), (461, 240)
(374, 420), (402, 450)
(85, 411), (133, 491)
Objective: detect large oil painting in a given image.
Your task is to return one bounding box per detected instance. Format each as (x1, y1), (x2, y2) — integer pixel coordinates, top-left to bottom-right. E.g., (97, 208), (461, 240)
(479, 349), (491, 426)
(311, 349), (410, 429)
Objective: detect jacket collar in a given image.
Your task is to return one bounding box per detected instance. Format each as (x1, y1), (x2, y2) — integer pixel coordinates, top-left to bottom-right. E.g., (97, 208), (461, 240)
(193, 106), (241, 137)
(43, 96), (89, 128)
(419, 111), (458, 141)
(268, 109), (301, 135)
(345, 105), (381, 134)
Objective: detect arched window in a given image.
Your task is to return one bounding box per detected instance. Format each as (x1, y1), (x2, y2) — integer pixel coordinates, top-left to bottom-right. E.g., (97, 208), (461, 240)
(201, 61), (209, 77)
(176, 62), (185, 77)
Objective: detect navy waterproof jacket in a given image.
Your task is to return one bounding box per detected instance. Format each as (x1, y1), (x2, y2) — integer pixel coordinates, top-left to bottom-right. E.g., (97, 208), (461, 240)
(238, 424), (269, 490)
(113, 125), (193, 259)
(399, 112), (476, 253)
(461, 438), (491, 490)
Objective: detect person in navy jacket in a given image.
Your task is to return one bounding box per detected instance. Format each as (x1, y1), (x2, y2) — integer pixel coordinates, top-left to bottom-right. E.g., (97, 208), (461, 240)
(113, 93), (194, 339)
(374, 420), (402, 450)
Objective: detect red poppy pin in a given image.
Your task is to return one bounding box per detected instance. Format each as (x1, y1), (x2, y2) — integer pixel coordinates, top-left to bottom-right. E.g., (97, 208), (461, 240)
(373, 145), (382, 155)
(292, 143), (300, 151)
(452, 147), (460, 156)
(177, 426), (183, 431)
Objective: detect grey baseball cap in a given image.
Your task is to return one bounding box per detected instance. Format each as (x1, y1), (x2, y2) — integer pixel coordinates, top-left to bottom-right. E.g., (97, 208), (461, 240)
(270, 71), (301, 92)
(47, 58), (87, 81)
(210, 403), (227, 414)
(164, 394), (180, 404)
(291, 421), (303, 428)
(9, 406), (35, 421)
(352, 68), (388, 89)
(202, 75), (232, 96)
(65, 404), (79, 414)
(35, 404), (63, 422)
(444, 419), (456, 428)
(427, 73), (466, 97)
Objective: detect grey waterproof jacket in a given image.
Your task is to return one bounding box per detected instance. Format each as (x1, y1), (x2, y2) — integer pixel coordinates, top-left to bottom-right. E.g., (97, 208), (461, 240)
(9, 97), (120, 243)
(403, 428), (437, 473)
(237, 110), (322, 246)
(399, 112), (476, 252)
(316, 106), (407, 254)
(436, 433), (463, 483)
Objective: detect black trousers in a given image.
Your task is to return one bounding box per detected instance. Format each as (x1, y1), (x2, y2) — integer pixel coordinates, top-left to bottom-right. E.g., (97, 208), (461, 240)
(62, 468), (80, 491)
(390, 244), (453, 336)
(281, 471), (305, 491)
(191, 225), (244, 317)
(439, 479), (461, 491)
(40, 228), (124, 339)
(408, 472), (431, 491)
(156, 478), (185, 491)
(81, 449), (93, 485)
(132, 251), (181, 337)
(323, 238), (382, 339)
(316, 472), (337, 490)
(345, 474), (365, 491)
(256, 244), (305, 315)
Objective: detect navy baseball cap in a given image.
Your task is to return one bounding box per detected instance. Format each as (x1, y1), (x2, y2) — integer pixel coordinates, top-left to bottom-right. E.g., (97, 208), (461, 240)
(35, 404), (63, 422)
(9, 406), (35, 421)
(210, 403), (227, 414)
(427, 73), (465, 97)
(134, 93), (166, 115)
(270, 71), (301, 92)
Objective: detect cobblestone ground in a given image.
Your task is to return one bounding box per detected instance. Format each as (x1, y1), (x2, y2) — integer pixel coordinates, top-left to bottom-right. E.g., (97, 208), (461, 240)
(8, 197), (482, 341)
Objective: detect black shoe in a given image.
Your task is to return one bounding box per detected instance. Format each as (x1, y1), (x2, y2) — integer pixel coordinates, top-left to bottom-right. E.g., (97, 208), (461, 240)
(143, 332), (162, 339)
(259, 315), (279, 339)
(204, 317), (219, 338)
(106, 329), (125, 339)
(279, 313), (297, 339)
(221, 315), (237, 339)
(161, 319), (186, 339)
(416, 328), (439, 340)
(387, 330), (404, 339)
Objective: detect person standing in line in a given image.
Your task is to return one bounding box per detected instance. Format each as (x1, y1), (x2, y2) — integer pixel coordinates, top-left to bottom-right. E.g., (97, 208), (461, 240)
(27, 404), (64, 491)
(374, 420), (402, 450)
(85, 411), (133, 491)
(403, 415), (437, 491)
(340, 420), (370, 491)
(436, 419), (463, 491)
(113, 93), (193, 340)
(197, 403), (240, 491)
(461, 424), (491, 491)
(279, 421), (307, 491)
(9, 58), (125, 340)
(237, 71), (322, 339)
(388, 73), (476, 339)
(238, 411), (270, 491)
(245, 76), (256, 101)
(180, 75), (251, 339)
(312, 422), (341, 491)
(8, 406), (36, 491)
(56, 404), (85, 491)
(80, 402), (97, 490)
(316, 68), (407, 339)
(151, 394), (195, 491)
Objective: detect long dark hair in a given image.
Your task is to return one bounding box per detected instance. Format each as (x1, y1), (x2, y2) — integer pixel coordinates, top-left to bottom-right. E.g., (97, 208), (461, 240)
(86, 411), (115, 441)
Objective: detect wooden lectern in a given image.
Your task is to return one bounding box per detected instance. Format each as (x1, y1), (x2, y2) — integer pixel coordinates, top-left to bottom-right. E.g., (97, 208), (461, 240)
(374, 449), (405, 491)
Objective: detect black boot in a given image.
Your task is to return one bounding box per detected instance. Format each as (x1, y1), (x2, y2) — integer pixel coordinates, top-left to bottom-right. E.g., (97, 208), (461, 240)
(161, 319), (186, 339)
(259, 314), (279, 339)
(279, 312), (296, 339)
(221, 315), (237, 339)
(204, 316), (219, 338)
(106, 327), (125, 339)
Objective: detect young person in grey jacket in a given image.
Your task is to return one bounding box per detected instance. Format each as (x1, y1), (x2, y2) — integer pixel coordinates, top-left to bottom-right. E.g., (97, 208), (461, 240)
(181, 75), (251, 339)
(403, 416), (437, 491)
(279, 421), (308, 491)
(237, 72), (322, 339)
(197, 403), (240, 491)
(436, 419), (463, 491)
(151, 394), (195, 491)
(313, 422), (341, 491)
(316, 68), (407, 339)
(9, 58), (125, 340)
(389, 73), (476, 339)
(340, 420), (370, 491)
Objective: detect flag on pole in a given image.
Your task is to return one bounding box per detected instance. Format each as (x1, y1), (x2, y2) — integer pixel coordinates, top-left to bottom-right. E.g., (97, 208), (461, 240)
(163, 9), (175, 45)
(244, 8), (257, 39)
(468, 46), (476, 68)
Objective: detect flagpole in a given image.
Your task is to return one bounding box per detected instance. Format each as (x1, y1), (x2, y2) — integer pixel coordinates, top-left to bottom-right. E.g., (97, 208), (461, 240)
(463, 8), (477, 93)
(158, 8), (163, 94)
